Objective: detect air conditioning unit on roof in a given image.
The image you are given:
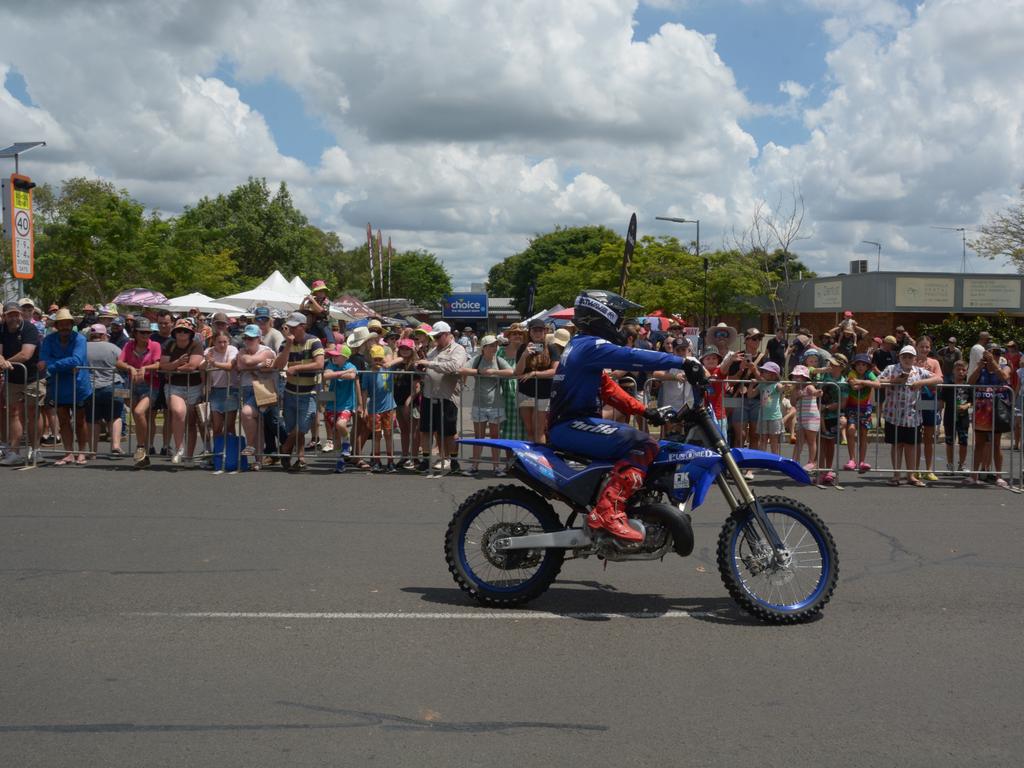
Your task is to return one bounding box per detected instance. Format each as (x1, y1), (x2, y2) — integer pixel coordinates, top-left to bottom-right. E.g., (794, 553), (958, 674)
(849, 259), (869, 274)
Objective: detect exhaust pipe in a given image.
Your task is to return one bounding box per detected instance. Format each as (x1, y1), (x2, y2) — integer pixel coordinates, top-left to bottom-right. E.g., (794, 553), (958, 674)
(634, 502), (694, 557)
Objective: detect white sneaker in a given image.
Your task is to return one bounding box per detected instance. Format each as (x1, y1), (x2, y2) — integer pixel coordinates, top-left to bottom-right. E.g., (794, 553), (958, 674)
(171, 450), (183, 465)
(433, 458), (451, 471)
(321, 440), (334, 453)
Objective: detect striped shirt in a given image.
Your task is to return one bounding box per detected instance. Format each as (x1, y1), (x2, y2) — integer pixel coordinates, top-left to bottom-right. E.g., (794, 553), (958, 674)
(282, 336), (324, 394)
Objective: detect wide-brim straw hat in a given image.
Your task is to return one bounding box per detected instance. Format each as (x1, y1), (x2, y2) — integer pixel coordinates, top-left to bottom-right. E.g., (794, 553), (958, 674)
(52, 308), (75, 323)
(705, 322), (738, 348)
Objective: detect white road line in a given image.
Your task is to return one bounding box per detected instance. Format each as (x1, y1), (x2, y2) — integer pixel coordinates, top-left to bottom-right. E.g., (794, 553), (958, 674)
(128, 610), (699, 620)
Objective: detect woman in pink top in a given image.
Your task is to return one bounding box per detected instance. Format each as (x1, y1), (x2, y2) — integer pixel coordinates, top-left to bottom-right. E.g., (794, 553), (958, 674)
(115, 318), (163, 468)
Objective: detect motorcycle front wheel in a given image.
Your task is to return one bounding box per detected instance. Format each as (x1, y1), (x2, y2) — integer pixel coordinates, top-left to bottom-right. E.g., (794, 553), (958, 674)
(717, 495), (838, 624)
(445, 484), (565, 607)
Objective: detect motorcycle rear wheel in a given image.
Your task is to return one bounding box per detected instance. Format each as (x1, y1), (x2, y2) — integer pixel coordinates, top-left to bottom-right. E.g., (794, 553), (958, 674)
(445, 484), (565, 607)
(717, 495), (838, 624)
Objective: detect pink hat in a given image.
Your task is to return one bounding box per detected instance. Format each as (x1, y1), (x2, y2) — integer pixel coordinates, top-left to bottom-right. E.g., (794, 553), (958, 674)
(311, 279), (328, 292)
(791, 365), (810, 379)
(758, 361), (781, 376)
(843, 310), (853, 318)
(397, 338), (415, 350)
(89, 323), (108, 337)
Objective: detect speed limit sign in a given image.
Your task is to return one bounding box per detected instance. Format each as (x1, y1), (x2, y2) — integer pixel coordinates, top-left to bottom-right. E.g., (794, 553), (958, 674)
(9, 174), (34, 279)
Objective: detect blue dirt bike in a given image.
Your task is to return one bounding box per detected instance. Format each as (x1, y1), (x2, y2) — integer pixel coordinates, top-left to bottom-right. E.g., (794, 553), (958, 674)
(444, 368), (838, 624)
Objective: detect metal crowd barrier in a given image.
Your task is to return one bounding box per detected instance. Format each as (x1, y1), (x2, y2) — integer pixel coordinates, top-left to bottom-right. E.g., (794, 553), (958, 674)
(0, 362), (38, 467)
(6, 351), (1020, 492)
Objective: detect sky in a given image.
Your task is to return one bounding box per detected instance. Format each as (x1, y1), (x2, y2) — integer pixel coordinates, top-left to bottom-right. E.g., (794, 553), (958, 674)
(1, 0), (1023, 291)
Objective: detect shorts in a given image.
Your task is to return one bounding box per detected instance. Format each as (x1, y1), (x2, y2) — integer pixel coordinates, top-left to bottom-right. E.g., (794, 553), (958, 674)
(208, 386), (240, 414)
(471, 406), (505, 424)
(884, 421), (920, 445)
(6, 379), (46, 405)
(420, 398), (458, 436)
(758, 418), (783, 436)
(844, 406), (873, 430)
(166, 384), (204, 407)
(85, 386), (125, 423)
(799, 415), (820, 433)
(283, 391), (317, 434)
(151, 385), (167, 411)
(325, 409), (354, 423)
(131, 384), (155, 404)
(920, 399), (939, 427)
(516, 392), (551, 412)
(731, 397), (761, 424)
(372, 410), (396, 431)
(944, 424), (969, 446)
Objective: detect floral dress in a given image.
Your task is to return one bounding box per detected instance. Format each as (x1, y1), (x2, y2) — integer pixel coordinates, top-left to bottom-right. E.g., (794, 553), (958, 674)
(498, 347), (526, 440)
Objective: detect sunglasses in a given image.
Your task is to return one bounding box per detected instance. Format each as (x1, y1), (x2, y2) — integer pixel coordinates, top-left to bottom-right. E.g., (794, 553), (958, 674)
(256, 317), (270, 322)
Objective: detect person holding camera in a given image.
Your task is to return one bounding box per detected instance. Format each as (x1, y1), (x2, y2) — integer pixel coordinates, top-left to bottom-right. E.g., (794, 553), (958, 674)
(967, 343), (1011, 487)
(514, 318), (561, 443)
(879, 346), (942, 487)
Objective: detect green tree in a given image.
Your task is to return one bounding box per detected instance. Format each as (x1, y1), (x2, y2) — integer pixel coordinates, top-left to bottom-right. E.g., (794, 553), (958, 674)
(918, 313), (1023, 348)
(389, 250), (452, 307)
(487, 225), (622, 313)
(176, 177), (321, 283)
(31, 178), (152, 306)
(970, 185), (1024, 273)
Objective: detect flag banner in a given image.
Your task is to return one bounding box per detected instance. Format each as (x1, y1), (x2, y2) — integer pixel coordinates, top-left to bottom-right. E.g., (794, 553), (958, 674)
(367, 223), (376, 296)
(376, 229), (384, 300)
(387, 237), (393, 298)
(619, 212), (637, 297)
(526, 281), (536, 316)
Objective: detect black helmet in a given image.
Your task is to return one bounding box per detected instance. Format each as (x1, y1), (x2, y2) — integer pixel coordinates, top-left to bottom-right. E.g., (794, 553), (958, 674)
(573, 290), (641, 345)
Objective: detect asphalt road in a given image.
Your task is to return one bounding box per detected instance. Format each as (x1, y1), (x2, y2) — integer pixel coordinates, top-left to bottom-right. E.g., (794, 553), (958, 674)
(1, 463), (1022, 767)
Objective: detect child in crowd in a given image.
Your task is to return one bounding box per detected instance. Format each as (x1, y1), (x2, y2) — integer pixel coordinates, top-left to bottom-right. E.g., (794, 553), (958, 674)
(816, 354), (848, 484)
(459, 334), (515, 475)
(942, 360), (972, 475)
(844, 353), (879, 473)
(359, 345), (397, 472)
(790, 365), (821, 471)
(700, 349), (728, 444)
(756, 361), (784, 457)
(322, 344), (359, 472)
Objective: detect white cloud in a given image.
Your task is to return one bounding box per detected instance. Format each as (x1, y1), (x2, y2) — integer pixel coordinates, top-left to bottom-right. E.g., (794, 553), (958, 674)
(0, 0), (1021, 290)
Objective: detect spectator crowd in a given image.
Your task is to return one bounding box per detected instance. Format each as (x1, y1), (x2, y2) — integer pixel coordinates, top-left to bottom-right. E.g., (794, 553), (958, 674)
(1, 294), (1021, 488)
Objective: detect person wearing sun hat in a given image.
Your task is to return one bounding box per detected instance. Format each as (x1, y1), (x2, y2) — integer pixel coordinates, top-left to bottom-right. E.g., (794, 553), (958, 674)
(357, 344), (398, 472)
(1, 300), (46, 465)
(879, 345), (942, 487)
(273, 311), (325, 472)
(696, 346), (728, 441)
(299, 280), (332, 343)
(705, 322), (738, 359)
(322, 343), (359, 466)
(388, 337), (423, 468)
(39, 308), (94, 465)
(85, 322), (127, 458)
(160, 317), (205, 465)
(234, 323), (278, 466)
(459, 333), (515, 475)
(413, 320), (468, 473)
(844, 352), (880, 475)
(117, 317), (163, 468)
(497, 323), (528, 445)
(815, 353), (849, 484)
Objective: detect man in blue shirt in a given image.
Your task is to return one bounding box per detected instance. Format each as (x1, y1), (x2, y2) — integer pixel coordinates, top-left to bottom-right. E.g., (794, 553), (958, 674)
(548, 291), (687, 542)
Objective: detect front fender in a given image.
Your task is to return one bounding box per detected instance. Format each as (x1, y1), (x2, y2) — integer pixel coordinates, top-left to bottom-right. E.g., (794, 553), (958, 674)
(730, 447), (812, 484)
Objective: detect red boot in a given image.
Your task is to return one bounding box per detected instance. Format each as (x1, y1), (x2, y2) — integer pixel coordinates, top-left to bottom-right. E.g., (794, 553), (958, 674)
(588, 462), (646, 542)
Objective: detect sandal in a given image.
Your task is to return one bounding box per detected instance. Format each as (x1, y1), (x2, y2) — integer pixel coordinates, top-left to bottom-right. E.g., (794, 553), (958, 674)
(356, 459), (372, 470)
(908, 477), (926, 487)
(54, 455), (75, 466)
(887, 477), (901, 487)
(240, 446), (256, 457)
(76, 456), (89, 466)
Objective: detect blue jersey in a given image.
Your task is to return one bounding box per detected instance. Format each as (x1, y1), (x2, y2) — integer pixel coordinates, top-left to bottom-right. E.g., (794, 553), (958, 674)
(548, 334), (683, 425)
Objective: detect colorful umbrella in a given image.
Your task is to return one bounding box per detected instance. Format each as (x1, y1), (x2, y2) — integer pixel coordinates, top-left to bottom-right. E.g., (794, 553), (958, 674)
(111, 288), (168, 307)
(547, 307), (575, 320)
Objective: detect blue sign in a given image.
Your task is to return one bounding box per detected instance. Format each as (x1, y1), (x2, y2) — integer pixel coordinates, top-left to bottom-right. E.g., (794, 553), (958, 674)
(442, 293), (488, 319)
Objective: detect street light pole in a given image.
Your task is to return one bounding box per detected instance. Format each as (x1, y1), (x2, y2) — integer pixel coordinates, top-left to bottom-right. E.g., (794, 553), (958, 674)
(656, 215), (703, 335)
(931, 226), (968, 272)
(861, 240), (881, 271)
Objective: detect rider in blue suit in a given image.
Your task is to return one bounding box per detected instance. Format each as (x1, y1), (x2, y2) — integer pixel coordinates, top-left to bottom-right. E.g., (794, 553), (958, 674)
(547, 290), (687, 542)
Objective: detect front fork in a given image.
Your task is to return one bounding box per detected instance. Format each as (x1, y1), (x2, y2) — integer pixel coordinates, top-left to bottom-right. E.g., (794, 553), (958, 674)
(700, 407), (788, 561)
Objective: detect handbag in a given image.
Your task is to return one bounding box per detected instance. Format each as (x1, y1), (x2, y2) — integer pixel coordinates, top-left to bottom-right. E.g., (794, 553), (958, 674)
(251, 376), (278, 407)
(994, 395), (1012, 433)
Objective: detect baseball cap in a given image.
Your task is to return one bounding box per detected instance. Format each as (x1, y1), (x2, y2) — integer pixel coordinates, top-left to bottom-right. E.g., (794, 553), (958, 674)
(111, 315), (125, 326)
(326, 343), (352, 357)
(17, 297), (34, 309)
(884, 335), (897, 344)
(212, 312), (229, 324)
(3, 301), (21, 314)
(397, 338), (415, 350)
(242, 324), (261, 338)
(285, 312), (306, 327)
(89, 323), (108, 336)
(480, 334), (498, 347)
(254, 306), (271, 319)
(134, 318), (153, 333)
(948, 336), (957, 344)
(463, 326), (473, 332)
(369, 344), (387, 359)
(873, 336), (883, 344)
(758, 361), (781, 376)
(527, 317), (547, 330)
(430, 321), (452, 336)
(899, 345), (917, 356)
(852, 353), (872, 365)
